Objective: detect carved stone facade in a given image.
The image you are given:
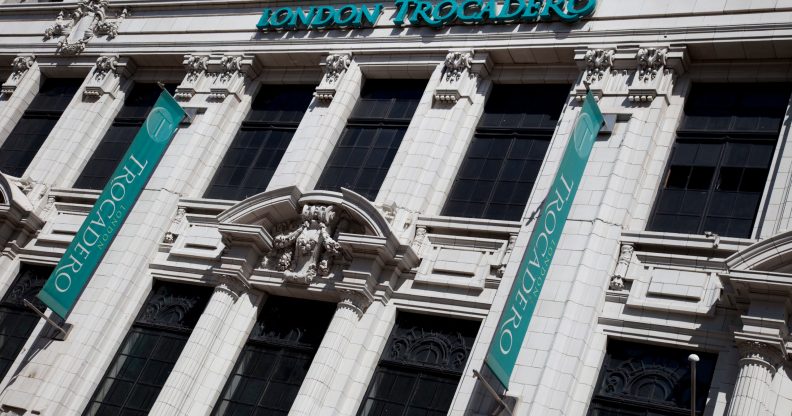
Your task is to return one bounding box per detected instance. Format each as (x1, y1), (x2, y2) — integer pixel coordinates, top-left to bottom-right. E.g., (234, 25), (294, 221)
(42, 0), (128, 55)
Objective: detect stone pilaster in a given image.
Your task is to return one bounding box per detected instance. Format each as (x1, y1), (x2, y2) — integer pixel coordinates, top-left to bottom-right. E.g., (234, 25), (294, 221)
(290, 290), (371, 416)
(727, 339), (784, 416)
(149, 277), (247, 416)
(0, 55), (41, 151)
(377, 51), (491, 214)
(26, 55), (134, 188)
(266, 54), (363, 192)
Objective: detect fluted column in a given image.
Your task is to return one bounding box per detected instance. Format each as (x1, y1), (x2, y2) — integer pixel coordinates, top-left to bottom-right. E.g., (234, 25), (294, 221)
(726, 341), (784, 416)
(289, 290), (369, 416)
(149, 277), (246, 416)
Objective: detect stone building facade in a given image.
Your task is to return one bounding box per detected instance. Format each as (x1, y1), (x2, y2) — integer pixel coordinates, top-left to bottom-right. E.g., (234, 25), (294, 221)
(0, 0), (790, 415)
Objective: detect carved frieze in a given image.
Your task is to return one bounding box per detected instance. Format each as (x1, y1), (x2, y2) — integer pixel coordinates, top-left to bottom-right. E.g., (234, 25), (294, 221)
(1, 55), (36, 96)
(42, 0), (128, 56)
(315, 53), (352, 102)
(263, 205), (342, 285)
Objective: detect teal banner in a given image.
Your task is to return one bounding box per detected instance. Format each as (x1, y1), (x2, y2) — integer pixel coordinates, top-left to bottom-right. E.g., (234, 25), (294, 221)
(38, 91), (185, 319)
(485, 90), (603, 388)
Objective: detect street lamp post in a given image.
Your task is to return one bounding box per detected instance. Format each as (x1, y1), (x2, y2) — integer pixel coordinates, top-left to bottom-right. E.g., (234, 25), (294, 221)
(688, 354), (700, 416)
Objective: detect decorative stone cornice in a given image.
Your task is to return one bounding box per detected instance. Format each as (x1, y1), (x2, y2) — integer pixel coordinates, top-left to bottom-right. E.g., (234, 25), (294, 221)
(42, 0), (128, 56)
(1, 55), (36, 96)
(314, 53), (352, 102)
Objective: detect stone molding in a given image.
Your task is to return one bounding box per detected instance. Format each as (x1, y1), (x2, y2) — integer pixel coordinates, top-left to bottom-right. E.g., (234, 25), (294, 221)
(1, 55), (36, 96)
(42, 0), (128, 56)
(314, 53), (352, 102)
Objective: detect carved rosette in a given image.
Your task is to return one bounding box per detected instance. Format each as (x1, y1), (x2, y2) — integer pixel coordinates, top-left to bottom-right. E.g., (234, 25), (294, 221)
(264, 205), (342, 285)
(609, 243), (634, 291)
(1, 55), (36, 96)
(434, 51), (477, 105)
(315, 53), (352, 102)
(42, 0), (128, 56)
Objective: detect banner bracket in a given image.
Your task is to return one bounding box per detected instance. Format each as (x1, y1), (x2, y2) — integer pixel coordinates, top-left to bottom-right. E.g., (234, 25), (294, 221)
(473, 369), (514, 416)
(23, 299), (72, 341)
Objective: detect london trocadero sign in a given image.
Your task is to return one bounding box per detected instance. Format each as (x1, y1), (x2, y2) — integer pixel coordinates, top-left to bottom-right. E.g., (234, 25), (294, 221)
(256, 0), (597, 30)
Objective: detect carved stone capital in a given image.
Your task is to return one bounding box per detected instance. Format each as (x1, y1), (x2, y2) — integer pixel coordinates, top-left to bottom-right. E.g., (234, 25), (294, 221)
(205, 54), (254, 101)
(83, 54), (132, 100)
(175, 54), (210, 101)
(1, 55), (36, 96)
(338, 289), (371, 318)
(315, 53), (352, 102)
(636, 48), (668, 84)
(434, 50), (482, 106)
(736, 339), (785, 373)
(215, 274), (248, 301)
(628, 47), (674, 103)
(583, 49), (615, 84)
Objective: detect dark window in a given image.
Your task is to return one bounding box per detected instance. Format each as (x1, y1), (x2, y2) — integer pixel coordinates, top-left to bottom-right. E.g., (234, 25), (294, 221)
(442, 84), (569, 221)
(648, 83), (792, 238)
(74, 83), (177, 190)
(0, 78), (81, 177)
(357, 312), (479, 416)
(0, 264), (52, 380)
(316, 79), (425, 200)
(588, 339), (717, 416)
(84, 282), (211, 416)
(205, 85), (315, 200)
(213, 296), (334, 416)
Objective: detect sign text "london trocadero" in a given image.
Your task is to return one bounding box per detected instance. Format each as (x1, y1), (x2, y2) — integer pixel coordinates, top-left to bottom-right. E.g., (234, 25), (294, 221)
(256, 0), (597, 30)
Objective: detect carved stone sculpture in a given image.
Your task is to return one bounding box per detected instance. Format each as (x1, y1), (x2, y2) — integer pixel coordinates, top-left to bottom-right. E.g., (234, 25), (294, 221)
(442, 51), (473, 82)
(315, 53), (352, 102)
(583, 49), (615, 83)
(42, 0), (128, 56)
(266, 205), (341, 284)
(637, 48), (667, 83)
(609, 243), (634, 290)
(1, 55), (36, 96)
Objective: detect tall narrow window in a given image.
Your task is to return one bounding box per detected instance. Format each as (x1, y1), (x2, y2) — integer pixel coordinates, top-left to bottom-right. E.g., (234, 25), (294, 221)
(315, 79), (425, 200)
(0, 264), (52, 380)
(588, 339), (717, 416)
(357, 312), (479, 416)
(74, 83), (177, 190)
(205, 84), (315, 200)
(213, 296), (334, 416)
(84, 282), (211, 416)
(0, 78), (81, 177)
(442, 84), (569, 221)
(648, 83), (792, 238)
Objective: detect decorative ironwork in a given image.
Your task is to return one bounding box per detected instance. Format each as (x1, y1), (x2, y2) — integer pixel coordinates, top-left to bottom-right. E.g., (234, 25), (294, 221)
(2, 264), (51, 311)
(136, 283), (210, 330)
(382, 313), (478, 374)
